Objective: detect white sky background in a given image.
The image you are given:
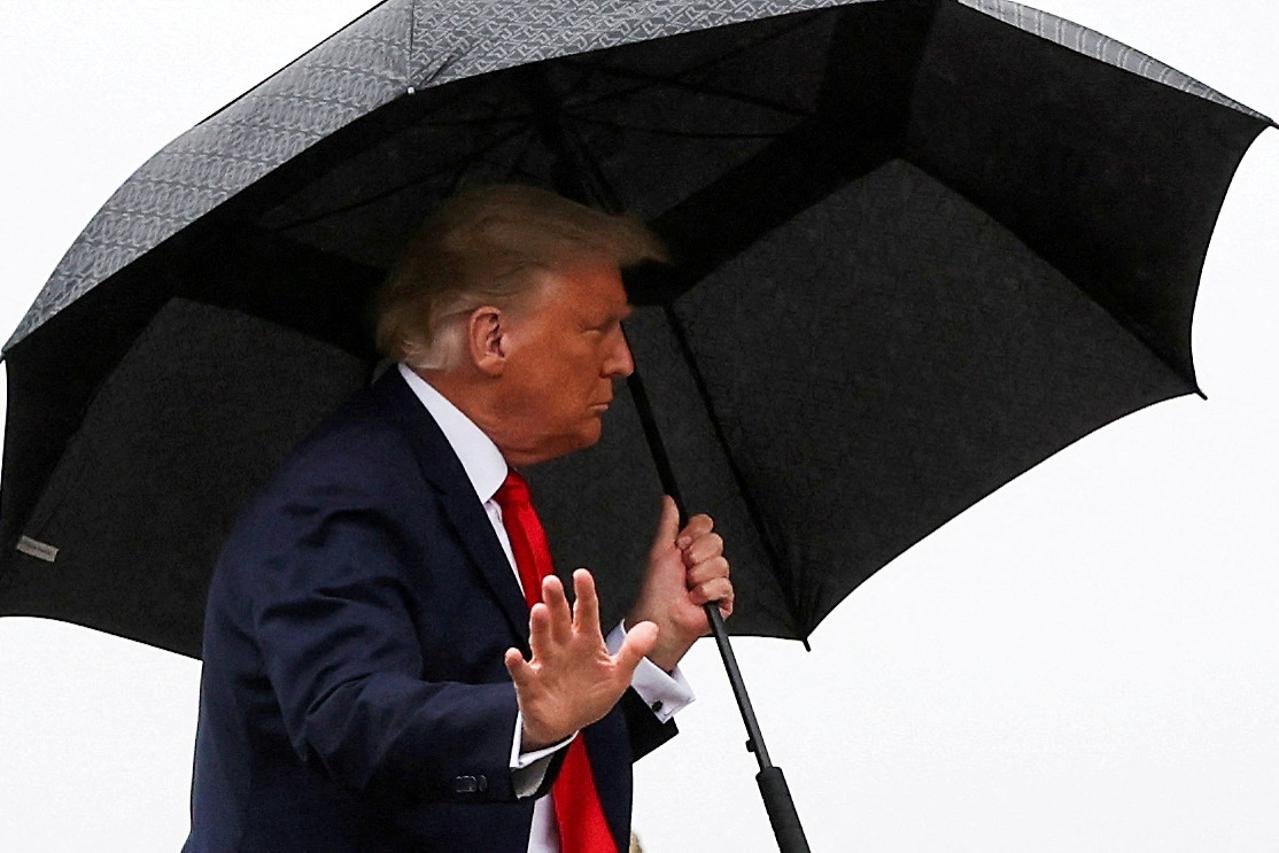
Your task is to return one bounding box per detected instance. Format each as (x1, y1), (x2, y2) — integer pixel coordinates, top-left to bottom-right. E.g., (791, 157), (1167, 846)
(0, 1), (1275, 850)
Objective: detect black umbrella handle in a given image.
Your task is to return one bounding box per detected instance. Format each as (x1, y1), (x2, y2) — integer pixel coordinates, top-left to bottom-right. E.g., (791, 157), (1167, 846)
(756, 766), (810, 853)
(703, 602), (811, 853)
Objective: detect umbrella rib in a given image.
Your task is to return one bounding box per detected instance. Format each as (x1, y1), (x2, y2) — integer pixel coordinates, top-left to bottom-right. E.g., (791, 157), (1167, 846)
(268, 125), (533, 232)
(563, 64), (814, 120)
(559, 14), (823, 119)
(561, 113), (791, 141)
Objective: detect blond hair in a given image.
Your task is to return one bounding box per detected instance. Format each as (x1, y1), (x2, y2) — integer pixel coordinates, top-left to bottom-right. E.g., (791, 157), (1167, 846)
(374, 184), (666, 370)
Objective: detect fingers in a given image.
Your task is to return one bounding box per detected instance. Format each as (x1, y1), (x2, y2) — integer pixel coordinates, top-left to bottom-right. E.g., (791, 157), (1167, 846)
(570, 568), (600, 635)
(614, 620), (658, 673)
(527, 602), (551, 658)
(504, 647), (531, 685)
(648, 495), (681, 556)
(675, 513), (713, 549)
(718, 596), (734, 619)
(672, 512), (731, 619)
(541, 575), (572, 645)
(682, 539), (726, 572)
(689, 577), (733, 613)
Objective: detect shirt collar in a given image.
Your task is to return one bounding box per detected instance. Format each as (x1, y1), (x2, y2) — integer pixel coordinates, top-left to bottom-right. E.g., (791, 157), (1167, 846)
(397, 362), (508, 503)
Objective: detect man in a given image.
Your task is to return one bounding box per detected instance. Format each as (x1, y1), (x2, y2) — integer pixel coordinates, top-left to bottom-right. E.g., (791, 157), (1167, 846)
(184, 185), (733, 852)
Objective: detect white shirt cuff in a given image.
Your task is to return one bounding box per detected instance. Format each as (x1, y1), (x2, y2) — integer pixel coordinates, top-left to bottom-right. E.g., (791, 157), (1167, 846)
(510, 712), (576, 798)
(605, 621), (696, 724)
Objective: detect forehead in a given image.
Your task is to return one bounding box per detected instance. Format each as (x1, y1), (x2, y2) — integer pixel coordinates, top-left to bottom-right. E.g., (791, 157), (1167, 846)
(541, 260), (632, 317)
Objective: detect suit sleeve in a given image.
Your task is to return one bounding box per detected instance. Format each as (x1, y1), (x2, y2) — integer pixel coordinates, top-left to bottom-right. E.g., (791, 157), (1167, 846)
(249, 484), (522, 804)
(619, 687), (679, 761)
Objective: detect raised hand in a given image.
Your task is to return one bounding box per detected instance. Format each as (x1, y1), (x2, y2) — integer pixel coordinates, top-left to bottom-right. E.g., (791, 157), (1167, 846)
(627, 495), (734, 673)
(504, 569), (658, 751)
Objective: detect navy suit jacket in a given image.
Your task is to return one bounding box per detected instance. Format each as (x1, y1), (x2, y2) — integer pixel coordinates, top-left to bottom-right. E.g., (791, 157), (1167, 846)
(184, 366), (676, 852)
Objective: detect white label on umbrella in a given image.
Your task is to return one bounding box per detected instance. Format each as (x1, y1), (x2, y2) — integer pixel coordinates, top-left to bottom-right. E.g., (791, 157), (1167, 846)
(16, 536), (58, 563)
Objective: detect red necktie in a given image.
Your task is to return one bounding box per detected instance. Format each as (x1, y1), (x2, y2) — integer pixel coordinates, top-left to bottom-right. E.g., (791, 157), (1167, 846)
(494, 469), (617, 853)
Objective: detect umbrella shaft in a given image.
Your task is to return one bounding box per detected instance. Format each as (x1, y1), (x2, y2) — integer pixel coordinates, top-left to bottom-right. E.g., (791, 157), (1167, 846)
(626, 362), (777, 767)
(704, 603), (772, 770)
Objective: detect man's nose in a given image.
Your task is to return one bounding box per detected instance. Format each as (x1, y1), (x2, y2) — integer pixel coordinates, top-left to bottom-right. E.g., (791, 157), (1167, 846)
(605, 330), (635, 378)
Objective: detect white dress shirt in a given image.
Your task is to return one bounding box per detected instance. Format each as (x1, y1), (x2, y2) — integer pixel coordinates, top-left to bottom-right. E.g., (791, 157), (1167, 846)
(397, 363), (694, 853)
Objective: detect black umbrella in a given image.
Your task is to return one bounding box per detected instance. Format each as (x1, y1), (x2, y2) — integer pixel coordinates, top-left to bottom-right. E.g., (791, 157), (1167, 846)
(1, 0), (1271, 848)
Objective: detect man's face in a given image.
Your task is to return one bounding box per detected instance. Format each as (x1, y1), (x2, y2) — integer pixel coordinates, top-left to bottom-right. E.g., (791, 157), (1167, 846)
(496, 259), (635, 464)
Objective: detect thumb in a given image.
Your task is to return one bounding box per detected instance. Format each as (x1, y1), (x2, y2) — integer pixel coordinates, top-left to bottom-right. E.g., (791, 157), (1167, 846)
(614, 620), (658, 674)
(648, 495), (681, 556)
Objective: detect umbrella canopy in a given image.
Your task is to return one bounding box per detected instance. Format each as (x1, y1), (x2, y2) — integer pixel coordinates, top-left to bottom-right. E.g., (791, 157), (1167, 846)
(0, 0), (1271, 658)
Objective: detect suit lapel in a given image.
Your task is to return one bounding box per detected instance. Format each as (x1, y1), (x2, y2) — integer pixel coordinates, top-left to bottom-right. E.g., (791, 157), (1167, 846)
(371, 367), (530, 645)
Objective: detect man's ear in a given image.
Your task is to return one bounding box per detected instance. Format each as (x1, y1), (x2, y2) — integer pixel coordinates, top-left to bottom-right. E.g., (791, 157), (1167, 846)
(465, 305), (507, 376)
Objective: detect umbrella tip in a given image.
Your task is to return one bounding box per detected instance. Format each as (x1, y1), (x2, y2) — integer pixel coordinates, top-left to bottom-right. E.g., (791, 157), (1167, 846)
(801, 637), (812, 652)
(1195, 387), (1208, 401)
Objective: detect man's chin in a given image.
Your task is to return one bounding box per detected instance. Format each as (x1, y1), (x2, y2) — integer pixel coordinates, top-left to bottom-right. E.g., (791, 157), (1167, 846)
(525, 422), (604, 465)
(578, 417), (604, 448)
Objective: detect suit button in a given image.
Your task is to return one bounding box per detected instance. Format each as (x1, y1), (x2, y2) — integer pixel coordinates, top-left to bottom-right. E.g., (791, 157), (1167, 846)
(454, 775), (479, 793)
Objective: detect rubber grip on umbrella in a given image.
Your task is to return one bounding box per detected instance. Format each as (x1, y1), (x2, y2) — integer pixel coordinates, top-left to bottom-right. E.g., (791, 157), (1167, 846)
(756, 766), (810, 853)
